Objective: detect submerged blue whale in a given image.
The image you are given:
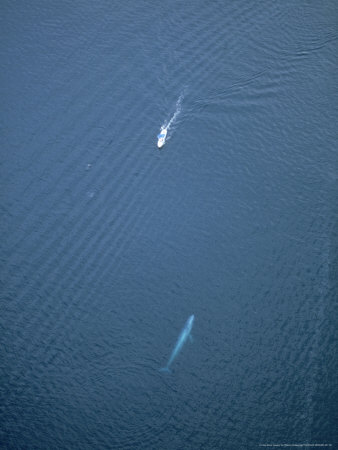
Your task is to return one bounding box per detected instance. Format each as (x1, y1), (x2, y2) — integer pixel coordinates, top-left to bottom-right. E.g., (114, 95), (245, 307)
(160, 315), (195, 373)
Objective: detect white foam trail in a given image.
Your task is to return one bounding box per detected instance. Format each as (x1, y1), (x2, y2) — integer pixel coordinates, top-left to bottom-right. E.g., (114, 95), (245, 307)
(162, 93), (185, 132)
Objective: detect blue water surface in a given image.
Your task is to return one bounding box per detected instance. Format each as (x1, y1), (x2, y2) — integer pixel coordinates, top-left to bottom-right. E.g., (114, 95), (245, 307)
(1, 1), (337, 449)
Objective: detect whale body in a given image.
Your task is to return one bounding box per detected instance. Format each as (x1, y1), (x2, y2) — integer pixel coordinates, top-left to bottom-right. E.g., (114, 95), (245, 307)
(160, 315), (195, 373)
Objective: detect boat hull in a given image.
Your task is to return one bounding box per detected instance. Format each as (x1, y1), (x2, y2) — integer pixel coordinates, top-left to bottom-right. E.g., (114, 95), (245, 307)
(157, 128), (167, 148)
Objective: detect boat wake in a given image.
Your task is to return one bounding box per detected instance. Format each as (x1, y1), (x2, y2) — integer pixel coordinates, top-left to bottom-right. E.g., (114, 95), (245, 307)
(161, 92), (185, 137)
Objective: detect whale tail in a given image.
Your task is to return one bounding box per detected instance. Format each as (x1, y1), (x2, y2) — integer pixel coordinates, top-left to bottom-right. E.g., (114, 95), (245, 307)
(159, 367), (171, 373)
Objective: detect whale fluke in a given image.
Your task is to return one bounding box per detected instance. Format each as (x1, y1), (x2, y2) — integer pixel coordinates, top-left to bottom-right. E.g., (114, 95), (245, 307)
(159, 367), (171, 373)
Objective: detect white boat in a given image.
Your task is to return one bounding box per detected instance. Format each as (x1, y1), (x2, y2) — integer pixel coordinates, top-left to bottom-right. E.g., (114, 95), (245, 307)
(157, 128), (167, 148)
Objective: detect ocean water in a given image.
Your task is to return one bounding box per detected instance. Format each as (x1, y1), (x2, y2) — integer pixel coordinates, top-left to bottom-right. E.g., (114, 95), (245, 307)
(1, 1), (337, 449)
